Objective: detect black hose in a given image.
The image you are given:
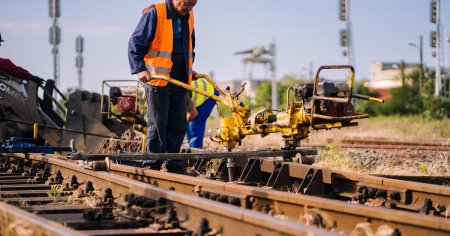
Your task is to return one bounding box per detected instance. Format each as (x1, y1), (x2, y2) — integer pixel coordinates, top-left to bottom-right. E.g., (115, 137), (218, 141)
(2, 118), (118, 139)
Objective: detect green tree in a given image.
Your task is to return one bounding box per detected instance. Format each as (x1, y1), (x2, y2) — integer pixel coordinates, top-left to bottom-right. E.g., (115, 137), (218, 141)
(421, 70), (450, 119)
(374, 68), (450, 119)
(254, 81), (272, 109)
(253, 75), (308, 110)
(277, 75), (306, 107)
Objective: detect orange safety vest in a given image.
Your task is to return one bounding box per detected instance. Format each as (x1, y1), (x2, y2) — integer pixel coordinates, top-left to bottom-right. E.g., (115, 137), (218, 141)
(143, 2), (194, 87)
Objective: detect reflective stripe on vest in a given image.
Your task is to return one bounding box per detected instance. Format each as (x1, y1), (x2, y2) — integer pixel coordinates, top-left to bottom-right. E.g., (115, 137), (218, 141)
(146, 50), (172, 59)
(143, 2), (194, 87)
(145, 65), (171, 75)
(192, 78), (215, 107)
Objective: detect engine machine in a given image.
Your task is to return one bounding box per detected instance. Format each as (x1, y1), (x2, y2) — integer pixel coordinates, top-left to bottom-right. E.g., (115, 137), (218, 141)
(216, 65), (383, 150)
(101, 80), (147, 132)
(150, 65), (383, 151)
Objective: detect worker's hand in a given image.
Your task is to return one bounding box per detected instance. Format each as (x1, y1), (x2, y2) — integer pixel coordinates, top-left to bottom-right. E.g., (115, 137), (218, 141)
(137, 70), (152, 83)
(192, 71), (200, 80)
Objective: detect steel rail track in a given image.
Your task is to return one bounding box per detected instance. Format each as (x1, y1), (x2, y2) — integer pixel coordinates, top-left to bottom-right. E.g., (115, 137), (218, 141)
(304, 143), (450, 151)
(303, 136), (450, 151)
(6, 153), (450, 236)
(373, 175), (450, 186)
(336, 137), (450, 147)
(110, 162), (450, 236)
(0, 154), (335, 236)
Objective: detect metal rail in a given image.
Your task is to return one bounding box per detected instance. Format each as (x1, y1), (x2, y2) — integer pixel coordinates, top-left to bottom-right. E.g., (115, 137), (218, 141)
(337, 136), (450, 146)
(109, 160), (450, 235)
(302, 136), (450, 151)
(0, 201), (83, 236)
(331, 136), (450, 148)
(0, 154), (335, 236)
(70, 148), (318, 161)
(303, 143), (450, 151)
(4, 153), (450, 236)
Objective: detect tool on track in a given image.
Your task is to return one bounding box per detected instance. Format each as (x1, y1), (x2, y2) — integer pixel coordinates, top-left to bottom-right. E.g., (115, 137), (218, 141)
(150, 65), (383, 151)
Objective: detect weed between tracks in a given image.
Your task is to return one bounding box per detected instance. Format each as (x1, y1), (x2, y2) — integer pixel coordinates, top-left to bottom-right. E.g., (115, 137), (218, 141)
(48, 185), (62, 198)
(315, 145), (450, 176)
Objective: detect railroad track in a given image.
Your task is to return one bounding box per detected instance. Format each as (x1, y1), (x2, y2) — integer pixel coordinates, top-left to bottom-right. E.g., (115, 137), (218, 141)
(5, 152), (450, 235)
(303, 136), (450, 151)
(0, 154), (335, 236)
(108, 158), (450, 236)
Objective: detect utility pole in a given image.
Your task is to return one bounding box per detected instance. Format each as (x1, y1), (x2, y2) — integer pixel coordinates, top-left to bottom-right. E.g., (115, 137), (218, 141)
(76, 35), (84, 90)
(49, 0), (61, 92)
(419, 35), (424, 92)
(430, 0), (442, 97)
(408, 35), (424, 92)
(400, 60), (405, 87)
(339, 0), (354, 66)
(270, 38), (277, 111)
(309, 61), (314, 82)
(235, 40), (277, 110)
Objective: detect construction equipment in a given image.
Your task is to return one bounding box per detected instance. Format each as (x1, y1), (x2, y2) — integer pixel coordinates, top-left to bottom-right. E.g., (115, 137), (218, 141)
(100, 80), (147, 132)
(0, 137), (74, 154)
(0, 64), (382, 153)
(151, 65), (383, 151)
(0, 70), (129, 152)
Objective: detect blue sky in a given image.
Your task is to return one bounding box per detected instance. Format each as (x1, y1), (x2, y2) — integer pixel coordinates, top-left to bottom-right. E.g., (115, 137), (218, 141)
(1, 0), (449, 93)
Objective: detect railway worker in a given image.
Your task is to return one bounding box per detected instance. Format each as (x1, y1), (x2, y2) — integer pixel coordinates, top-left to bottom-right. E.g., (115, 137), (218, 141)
(128, 0), (198, 173)
(186, 78), (218, 148)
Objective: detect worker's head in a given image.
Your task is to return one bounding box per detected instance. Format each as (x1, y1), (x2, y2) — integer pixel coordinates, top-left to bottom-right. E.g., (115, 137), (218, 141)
(172, 0), (197, 16)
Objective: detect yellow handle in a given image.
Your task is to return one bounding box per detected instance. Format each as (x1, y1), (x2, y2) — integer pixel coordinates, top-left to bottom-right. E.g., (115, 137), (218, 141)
(368, 97), (384, 103)
(141, 134), (146, 153)
(33, 123), (38, 139)
(151, 75), (226, 105)
(353, 93), (384, 103)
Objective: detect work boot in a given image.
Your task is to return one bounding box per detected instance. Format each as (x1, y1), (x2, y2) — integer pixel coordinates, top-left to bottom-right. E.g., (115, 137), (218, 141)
(142, 160), (163, 170)
(161, 160), (185, 174)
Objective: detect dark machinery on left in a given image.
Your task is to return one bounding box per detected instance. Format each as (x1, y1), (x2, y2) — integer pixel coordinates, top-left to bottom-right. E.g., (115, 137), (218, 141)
(0, 70), (129, 152)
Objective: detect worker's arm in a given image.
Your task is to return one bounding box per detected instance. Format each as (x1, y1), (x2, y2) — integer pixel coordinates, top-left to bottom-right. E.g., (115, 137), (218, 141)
(128, 7), (157, 76)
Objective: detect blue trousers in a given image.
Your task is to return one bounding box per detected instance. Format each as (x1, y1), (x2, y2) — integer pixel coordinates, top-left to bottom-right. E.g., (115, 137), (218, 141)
(143, 83), (187, 171)
(145, 83), (187, 153)
(186, 97), (217, 148)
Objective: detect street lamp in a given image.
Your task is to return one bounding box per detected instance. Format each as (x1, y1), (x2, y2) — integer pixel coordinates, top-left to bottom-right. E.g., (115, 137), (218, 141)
(408, 35), (424, 92)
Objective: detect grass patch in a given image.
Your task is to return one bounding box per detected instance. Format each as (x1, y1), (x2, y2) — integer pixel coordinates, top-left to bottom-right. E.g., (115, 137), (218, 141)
(359, 116), (450, 138)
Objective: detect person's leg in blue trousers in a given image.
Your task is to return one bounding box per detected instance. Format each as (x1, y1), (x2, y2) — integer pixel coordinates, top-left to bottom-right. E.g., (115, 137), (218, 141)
(166, 86), (188, 153)
(144, 83), (187, 170)
(188, 97), (216, 148)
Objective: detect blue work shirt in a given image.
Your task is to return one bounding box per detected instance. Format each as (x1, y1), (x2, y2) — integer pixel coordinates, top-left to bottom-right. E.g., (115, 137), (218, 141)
(128, 0), (195, 84)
